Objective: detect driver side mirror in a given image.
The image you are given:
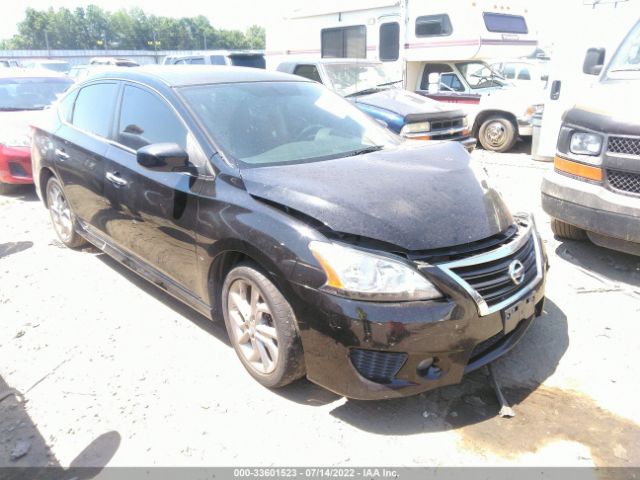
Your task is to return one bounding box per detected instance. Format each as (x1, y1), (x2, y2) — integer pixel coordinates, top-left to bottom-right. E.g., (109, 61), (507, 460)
(583, 47), (606, 75)
(137, 143), (189, 173)
(427, 72), (441, 94)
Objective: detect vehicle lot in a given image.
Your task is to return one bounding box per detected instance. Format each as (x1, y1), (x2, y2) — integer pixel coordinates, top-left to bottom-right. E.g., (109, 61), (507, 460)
(1, 144), (639, 468)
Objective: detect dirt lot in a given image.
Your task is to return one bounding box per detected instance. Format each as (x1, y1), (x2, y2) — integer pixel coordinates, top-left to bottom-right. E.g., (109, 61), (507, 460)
(1, 143), (639, 469)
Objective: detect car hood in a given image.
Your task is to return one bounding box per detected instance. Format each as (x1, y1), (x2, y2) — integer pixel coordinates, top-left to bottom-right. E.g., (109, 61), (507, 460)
(241, 142), (512, 251)
(354, 89), (464, 121)
(564, 80), (639, 135)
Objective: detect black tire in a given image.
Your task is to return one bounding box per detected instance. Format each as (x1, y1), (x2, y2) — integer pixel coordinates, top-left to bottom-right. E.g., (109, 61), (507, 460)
(478, 116), (517, 153)
(45, 176), (87, 249)
(550, 218), (587, 240)
(222, 263), (305, 389)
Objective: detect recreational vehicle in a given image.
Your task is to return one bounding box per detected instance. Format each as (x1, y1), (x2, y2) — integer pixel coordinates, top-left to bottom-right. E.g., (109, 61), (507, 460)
(267, 0), (542, 152)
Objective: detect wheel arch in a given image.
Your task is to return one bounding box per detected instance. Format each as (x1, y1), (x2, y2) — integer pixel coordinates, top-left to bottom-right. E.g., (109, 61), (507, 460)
(38, 167), (57, 206)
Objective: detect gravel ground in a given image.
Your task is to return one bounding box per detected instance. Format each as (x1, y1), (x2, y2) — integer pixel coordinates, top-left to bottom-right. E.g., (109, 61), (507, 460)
(1, 143), (639, 468)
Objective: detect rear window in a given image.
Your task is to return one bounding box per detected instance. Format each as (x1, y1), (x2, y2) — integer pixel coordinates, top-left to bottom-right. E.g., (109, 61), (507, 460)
(229, 55), (266, 69)
(483, 13), (528, 34)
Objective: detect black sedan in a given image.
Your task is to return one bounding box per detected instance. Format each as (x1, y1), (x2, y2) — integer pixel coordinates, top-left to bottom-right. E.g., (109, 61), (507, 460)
(31, 66), (547, 400)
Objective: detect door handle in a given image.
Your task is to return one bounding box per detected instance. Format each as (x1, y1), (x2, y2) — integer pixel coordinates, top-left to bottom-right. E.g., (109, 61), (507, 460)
(54, 148), (69, 161)
(105, 171), (128, 187)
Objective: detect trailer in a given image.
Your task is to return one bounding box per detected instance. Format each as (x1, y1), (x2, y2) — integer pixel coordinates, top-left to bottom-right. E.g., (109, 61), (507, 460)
(267, 0), (541, 151)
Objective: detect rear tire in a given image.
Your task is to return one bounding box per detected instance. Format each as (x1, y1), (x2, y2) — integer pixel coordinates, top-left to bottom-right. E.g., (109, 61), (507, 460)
(222, 263), (305, 389)
(46, 176), (87, 249)
(550, 218), (587, 240)
(478, 116), (517, 153)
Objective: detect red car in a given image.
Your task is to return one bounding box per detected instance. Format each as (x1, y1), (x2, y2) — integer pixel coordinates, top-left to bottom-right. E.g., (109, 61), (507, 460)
(0, 70), (73, 194)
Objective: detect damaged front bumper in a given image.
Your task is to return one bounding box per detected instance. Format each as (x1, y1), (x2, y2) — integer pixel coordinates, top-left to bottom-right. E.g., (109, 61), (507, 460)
(291, 215), (548, 400)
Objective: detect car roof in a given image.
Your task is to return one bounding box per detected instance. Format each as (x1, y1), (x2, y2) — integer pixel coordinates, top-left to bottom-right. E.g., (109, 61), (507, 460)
(85, 65), (308, 87)
(0, 68), (71, 79)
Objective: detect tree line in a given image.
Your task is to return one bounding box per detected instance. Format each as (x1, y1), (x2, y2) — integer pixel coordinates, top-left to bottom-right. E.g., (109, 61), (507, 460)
(0, 6), (265, 51)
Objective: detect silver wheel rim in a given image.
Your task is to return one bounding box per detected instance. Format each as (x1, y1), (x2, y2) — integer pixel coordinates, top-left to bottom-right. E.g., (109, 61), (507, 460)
(228, 279), (279, 374)
(49, 182), (73, 242)
(484, 121), (507, 148)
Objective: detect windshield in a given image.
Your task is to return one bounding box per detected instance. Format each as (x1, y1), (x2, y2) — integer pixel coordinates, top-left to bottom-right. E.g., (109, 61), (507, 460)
(180, 81), (399, 167)
(323, 63), (400, 97)
(0, 77), (72, 110)
(606, 21), (640, 80)
(456, 61), (506, 89)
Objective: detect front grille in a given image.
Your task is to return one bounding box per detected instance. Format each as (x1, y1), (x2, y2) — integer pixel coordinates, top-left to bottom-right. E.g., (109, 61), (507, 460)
(608, 136), (640, 156)
(429, 117), (465, 140)
(350, 349), (407, 384)
(450, 235), (537, 308)
(607, 169), (640, 195)
(431, 118), (464, 131)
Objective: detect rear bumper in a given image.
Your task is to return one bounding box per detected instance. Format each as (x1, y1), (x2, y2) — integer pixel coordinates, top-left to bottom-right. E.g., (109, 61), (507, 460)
(290, 229), (547, 400)
(541, 170), (640, 247)
(0, 145), (32, 185)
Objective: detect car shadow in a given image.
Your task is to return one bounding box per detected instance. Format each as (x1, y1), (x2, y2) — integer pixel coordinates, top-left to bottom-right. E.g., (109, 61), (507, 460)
(0, 374), (120, 474)
(94, 252), (231, 347)
(1, 184), (38, 202)
(555, 239), (640, 289)
(327, 298), (569, 435)
(0, 241), (33, 260)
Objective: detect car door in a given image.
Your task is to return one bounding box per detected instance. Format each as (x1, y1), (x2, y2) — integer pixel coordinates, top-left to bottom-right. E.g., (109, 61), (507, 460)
(101, 83), (203, 294)
(53, 82), (120, 235)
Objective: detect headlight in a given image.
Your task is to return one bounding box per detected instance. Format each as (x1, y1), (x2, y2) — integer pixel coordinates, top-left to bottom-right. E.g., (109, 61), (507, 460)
(308, 241), (443, 302)
(462, 116), (469, 127)
(570, 132), (602, 156)
(400, 121), (431, 136)
(526, 104), (544, 116)
(0, 126), (31, 148)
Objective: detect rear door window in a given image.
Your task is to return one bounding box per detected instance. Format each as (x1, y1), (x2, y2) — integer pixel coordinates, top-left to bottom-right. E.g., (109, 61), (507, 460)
(72, 83), (119, 138)
(117, 85), (187, 151)
(293, 65), (323, 83)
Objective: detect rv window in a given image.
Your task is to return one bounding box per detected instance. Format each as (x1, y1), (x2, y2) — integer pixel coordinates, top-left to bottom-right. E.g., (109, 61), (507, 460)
(415, 14), (452, 37)
(188, 57), (205, 65)
(379, 22), (400, 61)
(321, 25), (366, 58)
(483, 13), (528, 34)
(517, 67), (531, 80)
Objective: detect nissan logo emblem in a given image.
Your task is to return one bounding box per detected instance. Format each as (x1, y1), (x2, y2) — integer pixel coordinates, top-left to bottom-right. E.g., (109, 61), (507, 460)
(508, 260), (525, 285)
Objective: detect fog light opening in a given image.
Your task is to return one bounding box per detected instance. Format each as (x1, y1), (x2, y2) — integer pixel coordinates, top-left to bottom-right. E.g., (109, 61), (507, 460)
(417, 357), (442, 380)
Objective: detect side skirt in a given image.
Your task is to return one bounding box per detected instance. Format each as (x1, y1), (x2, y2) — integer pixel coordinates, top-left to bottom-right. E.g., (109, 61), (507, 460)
(77, 220), (213, 320)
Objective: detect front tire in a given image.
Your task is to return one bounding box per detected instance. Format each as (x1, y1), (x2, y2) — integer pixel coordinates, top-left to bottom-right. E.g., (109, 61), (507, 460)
(46, 176), (87, 249)
(478, 116), (517, 153)
(222, 263), (305, 388)
(550, 218), (587, 240)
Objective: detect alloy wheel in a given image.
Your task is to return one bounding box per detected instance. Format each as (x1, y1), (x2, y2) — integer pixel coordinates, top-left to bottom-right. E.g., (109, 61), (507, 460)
(227, 278), (279, 374)
(48, 182), (73, 242)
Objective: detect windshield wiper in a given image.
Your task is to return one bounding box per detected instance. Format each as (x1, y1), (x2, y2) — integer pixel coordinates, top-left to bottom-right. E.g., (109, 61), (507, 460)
(376, 79), (403, 87)
(0, 106), (45, 111)
(345, 87), (384, 98)
(609, 67), (640, 73)
(344, 145), (384, 157)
